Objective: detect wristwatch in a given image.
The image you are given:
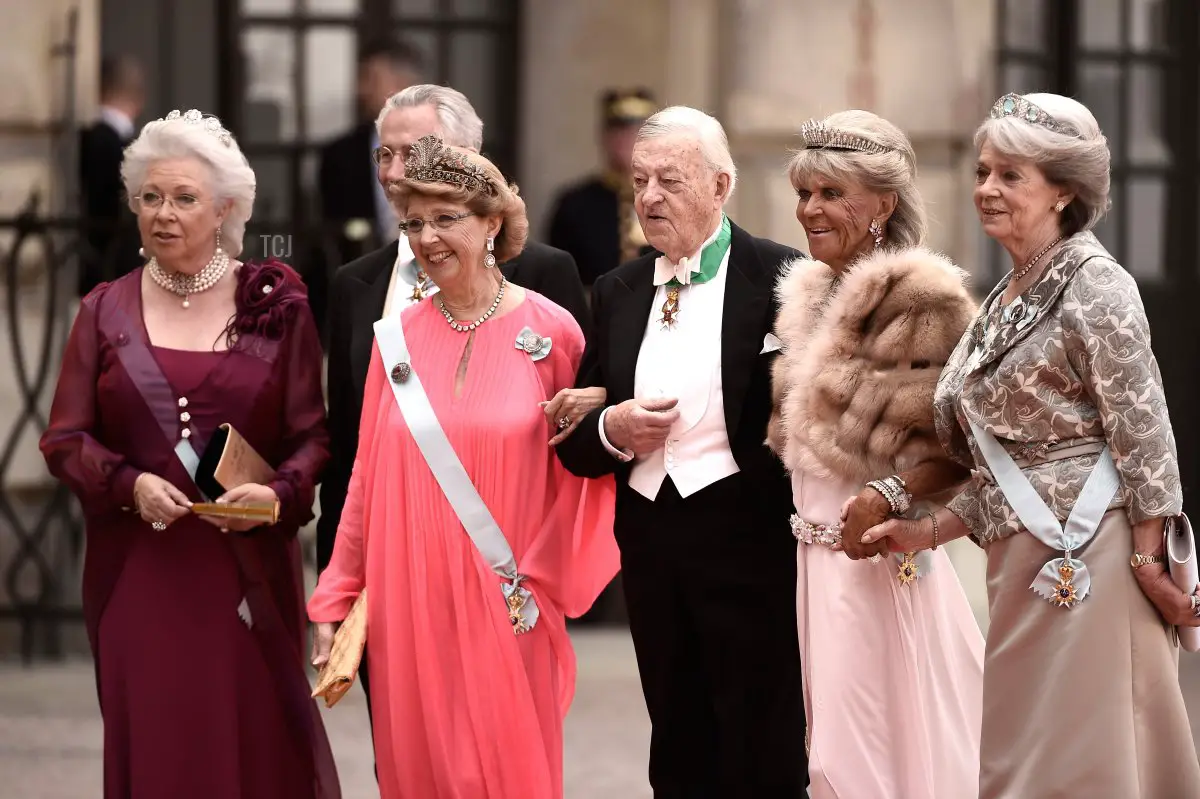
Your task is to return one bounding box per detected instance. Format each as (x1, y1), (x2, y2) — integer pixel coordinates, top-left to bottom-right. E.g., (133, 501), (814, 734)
(1130, 552), (1164, 569)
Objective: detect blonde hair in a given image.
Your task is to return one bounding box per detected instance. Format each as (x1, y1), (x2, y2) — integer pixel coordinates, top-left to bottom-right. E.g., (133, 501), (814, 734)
(787, 110), (927, 249)
(389, 146), (528, 263)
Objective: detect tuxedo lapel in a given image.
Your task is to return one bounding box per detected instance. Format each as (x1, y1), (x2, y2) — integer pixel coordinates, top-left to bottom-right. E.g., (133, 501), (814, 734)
(349, 242), (397, 393)
(608, 260), (658, 403)
(720, 224), (770, 442)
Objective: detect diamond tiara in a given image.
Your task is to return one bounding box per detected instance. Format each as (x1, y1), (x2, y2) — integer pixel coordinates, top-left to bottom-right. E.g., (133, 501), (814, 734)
(799, 120), (891, 155)
(404, 134), (496, 195)
(159, 109), (234, 147)
(989, 93), (1071, 136)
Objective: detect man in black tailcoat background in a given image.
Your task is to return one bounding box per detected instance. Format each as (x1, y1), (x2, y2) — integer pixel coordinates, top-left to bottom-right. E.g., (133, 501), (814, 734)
(316, 84), (589, 734)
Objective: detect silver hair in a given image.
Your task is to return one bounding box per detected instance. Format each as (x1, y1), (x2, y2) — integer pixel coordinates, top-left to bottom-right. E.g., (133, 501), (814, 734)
(787, 110), (928, 249)
(375, 84), (484, 152)
(974, 92), (1111, 235)
(121, 116), (256, 257)
(637, 105), (738, 198)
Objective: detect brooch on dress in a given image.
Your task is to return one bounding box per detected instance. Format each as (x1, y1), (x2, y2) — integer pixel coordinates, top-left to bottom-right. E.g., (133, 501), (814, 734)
(1001, 296), (1039, 331)
(514, 326), (552, 361)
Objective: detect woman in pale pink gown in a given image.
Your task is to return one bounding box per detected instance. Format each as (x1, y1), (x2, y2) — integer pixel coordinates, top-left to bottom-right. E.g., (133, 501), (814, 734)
(308, 135), (618, 798)
(768, 111), (985, 797)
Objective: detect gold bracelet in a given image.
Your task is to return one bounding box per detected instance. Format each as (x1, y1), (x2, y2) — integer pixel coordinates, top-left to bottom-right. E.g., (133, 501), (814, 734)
(930, 511), (940, 550)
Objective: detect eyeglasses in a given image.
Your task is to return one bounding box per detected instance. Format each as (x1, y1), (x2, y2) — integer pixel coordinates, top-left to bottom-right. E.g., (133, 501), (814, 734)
(372, 145), (404, 167)
(133, 191), (205, 213)
(398, 212), (475, 236)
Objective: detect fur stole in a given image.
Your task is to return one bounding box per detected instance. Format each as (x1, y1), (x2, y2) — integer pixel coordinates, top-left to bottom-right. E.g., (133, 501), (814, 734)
(767, 246), (976, 483)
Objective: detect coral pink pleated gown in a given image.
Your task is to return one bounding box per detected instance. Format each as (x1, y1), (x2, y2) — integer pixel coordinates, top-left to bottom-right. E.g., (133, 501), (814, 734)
(309, 291), (618, 799)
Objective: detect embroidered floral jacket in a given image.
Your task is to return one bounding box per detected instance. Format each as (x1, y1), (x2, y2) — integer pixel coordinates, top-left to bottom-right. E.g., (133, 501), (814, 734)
(934, 231), (1181, 543)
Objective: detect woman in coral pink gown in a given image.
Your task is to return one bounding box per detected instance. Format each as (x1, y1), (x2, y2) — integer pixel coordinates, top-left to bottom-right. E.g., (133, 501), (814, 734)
(308, 135), (618, 799)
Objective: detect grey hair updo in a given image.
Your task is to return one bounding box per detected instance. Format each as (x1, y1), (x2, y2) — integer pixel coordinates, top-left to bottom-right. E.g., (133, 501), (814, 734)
(974, 93), (1111, 235)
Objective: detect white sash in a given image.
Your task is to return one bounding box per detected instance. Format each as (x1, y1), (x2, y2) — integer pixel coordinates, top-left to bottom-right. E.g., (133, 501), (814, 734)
(968, 417), (1119, 608)
(373, 314), (539, 634)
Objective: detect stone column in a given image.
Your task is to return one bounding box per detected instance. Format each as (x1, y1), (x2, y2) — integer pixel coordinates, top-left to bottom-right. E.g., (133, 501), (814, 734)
(719, 0), (996, 629)
(519, 0), (670, 237)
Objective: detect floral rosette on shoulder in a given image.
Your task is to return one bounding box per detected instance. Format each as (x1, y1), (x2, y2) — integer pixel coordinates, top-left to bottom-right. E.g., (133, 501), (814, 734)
(231, 259), (308, 342)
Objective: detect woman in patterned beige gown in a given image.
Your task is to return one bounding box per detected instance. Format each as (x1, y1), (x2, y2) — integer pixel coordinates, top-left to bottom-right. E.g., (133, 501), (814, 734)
(863, 92), (1200, 797)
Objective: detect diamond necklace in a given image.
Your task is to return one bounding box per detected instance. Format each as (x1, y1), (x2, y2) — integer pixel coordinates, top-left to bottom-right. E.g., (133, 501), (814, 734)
(436, 277), (507, 332)
(147, 248), (230, 308)
(1011, 235), (1063, 283)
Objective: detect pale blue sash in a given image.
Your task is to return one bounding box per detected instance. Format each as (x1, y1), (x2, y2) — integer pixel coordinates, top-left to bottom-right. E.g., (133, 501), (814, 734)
(373, 314), (539, 633)
(968, 417), (1120, 607)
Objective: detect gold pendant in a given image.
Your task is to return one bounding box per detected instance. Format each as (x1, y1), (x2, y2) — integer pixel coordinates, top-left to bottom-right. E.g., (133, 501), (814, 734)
(410, 271), (428, 301)
(1051, 561), (1079, 608)
(506, 589), (530, 635)
(658, 286), (681, 329)
(897, 552), (919, 585)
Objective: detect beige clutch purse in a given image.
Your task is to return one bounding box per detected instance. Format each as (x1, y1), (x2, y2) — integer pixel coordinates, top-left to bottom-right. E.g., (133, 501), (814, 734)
(311, 589), (368, 708)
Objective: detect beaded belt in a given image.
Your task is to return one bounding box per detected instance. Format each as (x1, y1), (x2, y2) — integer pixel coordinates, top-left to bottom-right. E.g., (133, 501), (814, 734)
(790, 514), (843, 548)
(790, 513), (910, 572)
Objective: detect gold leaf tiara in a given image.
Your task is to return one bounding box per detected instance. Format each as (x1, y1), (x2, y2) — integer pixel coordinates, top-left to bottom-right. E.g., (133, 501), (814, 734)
(799, 120), (891, 155)
(159, 109), (234, 147)
(989, 93), (1071, 135)
(404, 134), (496, 195)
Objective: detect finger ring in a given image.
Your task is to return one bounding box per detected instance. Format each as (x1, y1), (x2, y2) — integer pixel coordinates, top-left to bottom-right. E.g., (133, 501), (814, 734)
(868, 553), (883, 564)
(151, 520), (167, 531)
(557, 416), (571, 430)
(1190, 594), (1200, 615)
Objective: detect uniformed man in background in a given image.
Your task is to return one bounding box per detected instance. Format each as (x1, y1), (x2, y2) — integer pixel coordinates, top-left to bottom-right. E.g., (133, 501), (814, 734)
(547, 88), (657, 289)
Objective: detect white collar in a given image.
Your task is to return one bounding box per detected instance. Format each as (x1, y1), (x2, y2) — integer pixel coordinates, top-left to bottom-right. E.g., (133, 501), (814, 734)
(667, 216), (725, 266)
(99, 106), (135, 140)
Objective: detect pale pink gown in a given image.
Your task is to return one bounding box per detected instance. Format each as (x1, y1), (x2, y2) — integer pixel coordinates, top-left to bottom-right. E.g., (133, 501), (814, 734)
(793, 469), (984, 798)
(309, 292), (619, 799)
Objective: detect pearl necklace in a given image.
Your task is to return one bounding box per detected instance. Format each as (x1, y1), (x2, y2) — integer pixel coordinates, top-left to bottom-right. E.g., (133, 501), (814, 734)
(1011, 236), (1063, 283)
(436, 278), (507, 332)
(147, 248), (230, 308)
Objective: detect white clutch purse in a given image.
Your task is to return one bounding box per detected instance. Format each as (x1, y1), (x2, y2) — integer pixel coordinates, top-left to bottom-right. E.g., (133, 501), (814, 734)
(1165, 513), (1200, 652)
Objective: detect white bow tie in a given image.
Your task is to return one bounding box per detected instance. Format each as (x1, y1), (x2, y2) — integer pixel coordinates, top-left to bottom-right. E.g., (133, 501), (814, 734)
(653, 255), (693, 287)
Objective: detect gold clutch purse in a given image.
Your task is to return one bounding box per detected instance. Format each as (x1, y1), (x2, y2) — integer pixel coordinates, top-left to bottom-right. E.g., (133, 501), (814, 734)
(194, 423), (280, 523)
(311, 589), (368, 708)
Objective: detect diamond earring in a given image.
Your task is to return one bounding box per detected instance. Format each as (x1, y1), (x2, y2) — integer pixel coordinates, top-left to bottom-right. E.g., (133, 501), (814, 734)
(1054, 201), (1065, 213)
(868, 219), (884, 249)
(484, 236), (497, 269)
(215, 227), (223, 253)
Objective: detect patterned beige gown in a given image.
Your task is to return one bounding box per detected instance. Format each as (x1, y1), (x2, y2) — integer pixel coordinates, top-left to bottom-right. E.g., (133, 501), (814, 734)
(934, 231), (1200, 798)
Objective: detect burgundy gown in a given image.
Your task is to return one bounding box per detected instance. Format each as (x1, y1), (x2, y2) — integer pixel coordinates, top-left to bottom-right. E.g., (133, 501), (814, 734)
(40, 261), (340, 798)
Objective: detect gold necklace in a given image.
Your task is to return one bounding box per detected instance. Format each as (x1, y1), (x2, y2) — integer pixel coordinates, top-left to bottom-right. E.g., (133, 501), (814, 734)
(1011, 235), (1063, 283)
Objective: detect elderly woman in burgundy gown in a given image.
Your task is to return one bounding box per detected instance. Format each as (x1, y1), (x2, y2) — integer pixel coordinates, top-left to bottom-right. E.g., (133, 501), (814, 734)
(40, 110), (339, 798)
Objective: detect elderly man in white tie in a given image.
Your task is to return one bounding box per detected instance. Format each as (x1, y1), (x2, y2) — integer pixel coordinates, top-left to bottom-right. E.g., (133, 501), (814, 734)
(554, 106), (808, 797)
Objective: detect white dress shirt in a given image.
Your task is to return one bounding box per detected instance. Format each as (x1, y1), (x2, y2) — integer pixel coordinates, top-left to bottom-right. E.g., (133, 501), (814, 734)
(381, 236), (437, 318)
(99, 106), (135, 141)
(599, 219), (740, 500)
